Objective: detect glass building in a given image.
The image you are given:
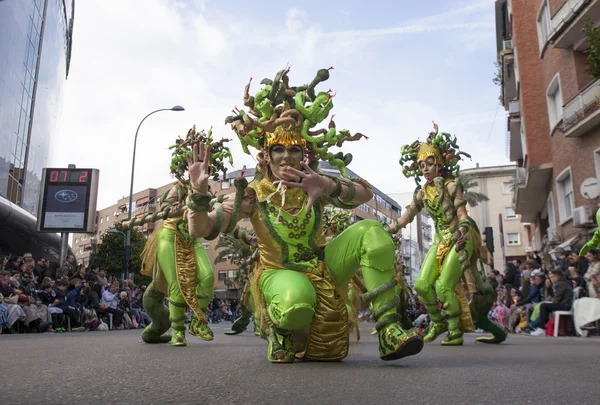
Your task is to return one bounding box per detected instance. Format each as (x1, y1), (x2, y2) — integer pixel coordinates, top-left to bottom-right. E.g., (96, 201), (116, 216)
(0, 0), (74, 216)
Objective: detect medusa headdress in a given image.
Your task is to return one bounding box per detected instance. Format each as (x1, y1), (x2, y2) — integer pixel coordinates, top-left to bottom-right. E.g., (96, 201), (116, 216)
(224, 67), (367, 178)
(169, 126), (234, 185)
(398, 122), (471, 187)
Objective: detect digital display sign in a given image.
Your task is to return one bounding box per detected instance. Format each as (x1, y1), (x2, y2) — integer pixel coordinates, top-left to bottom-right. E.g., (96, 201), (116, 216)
(36, 168), (99, 233)
(47, 169), (90, 183)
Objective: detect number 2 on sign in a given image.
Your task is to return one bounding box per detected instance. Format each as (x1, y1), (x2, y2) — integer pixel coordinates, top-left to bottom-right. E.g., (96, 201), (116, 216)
(79, 171), (88, 183)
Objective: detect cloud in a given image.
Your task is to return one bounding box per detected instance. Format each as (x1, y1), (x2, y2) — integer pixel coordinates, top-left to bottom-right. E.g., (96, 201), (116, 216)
(54, 0), (507, 211)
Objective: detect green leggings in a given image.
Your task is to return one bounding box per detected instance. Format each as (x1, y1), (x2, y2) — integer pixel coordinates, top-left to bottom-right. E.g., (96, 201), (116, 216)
(413, 230), (474, 331)
(260, 219), (396, 331)
(156, 228), (215, 330)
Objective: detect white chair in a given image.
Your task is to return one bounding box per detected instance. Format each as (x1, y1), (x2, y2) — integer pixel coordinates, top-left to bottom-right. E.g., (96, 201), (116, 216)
(553, 287), (583, 337)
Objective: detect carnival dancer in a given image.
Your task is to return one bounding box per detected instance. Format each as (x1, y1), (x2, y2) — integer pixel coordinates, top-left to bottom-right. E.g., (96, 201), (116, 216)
(387, 123), (506, 345)
(124, 127), (234, 346)
(185, 67), (423, 363)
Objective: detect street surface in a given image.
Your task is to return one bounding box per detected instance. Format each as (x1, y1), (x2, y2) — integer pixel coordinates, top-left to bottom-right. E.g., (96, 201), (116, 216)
(3, 322), (599, 405)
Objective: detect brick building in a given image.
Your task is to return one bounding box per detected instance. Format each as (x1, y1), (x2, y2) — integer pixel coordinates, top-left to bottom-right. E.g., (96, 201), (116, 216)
(73, 162), (401, 297)
(496, 0), (600, 254)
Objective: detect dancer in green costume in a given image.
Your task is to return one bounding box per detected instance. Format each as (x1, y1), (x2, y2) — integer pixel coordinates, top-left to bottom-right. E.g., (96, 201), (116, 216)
(124, 127), (235, 346)
(388, 123), (507, 346)
(185, 67), (423, 363)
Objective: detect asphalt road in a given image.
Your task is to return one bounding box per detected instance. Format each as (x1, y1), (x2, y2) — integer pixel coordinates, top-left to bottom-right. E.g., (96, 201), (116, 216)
(3, 322), (599, 405)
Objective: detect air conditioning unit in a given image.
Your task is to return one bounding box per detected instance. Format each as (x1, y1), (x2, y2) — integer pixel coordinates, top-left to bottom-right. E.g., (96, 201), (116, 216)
(573, 206), (594, 228)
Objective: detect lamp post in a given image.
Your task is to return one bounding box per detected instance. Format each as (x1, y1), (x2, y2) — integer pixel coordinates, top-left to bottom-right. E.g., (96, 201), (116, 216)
(107, 229), (126, 281)
(125, 106), (185, 281)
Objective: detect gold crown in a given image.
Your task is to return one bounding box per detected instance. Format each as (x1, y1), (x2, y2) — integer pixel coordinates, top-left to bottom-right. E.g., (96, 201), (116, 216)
(417, 142), (442, 164)
(264, 126), (307, 150)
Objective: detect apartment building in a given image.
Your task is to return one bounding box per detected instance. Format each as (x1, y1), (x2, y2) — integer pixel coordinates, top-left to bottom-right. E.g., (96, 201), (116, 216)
(461, 165), (529, 270)
(388, 192), (434, 285)
(73, 162), (402, 297)
(496, 0), (600, 254)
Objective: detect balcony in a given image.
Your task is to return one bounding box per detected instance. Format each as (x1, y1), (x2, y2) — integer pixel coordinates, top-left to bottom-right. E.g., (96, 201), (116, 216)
(508, 113), (522, 161)
(508, 99), (520, 115)
(550, 0), (600, 50)
(514, 164), (553, 223)
(558, 78), (600, 137)
(501, 49), (517, 108)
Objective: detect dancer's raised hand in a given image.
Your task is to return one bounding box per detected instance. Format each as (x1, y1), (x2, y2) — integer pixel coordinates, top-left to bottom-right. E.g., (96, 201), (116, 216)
(280, 161), (334, 212)
(186, 142), (211, 194)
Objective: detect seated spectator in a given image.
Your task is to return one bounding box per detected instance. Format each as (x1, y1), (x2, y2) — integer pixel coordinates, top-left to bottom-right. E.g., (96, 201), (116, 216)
(569, 251), (589, 277)
(19, 271), (53, 333)
(0, 270), (27, 333)
(70, 264), (87, 281)
(53, 279), (84, 331)
(568, 266), (586, 291)
(33, 257), (48, 283)
(584, 249), (600, 299)
(100, 284), (124, 329)
(530, 269), (574, 336)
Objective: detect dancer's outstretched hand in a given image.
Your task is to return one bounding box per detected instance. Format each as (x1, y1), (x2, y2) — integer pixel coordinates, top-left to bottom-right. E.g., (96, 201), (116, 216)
(280, 161), (334, 212)
(186, 142), (211, 194)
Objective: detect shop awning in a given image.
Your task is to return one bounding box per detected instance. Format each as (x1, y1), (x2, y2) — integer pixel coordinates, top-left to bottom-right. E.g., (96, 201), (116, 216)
(548, 235), (580, 254)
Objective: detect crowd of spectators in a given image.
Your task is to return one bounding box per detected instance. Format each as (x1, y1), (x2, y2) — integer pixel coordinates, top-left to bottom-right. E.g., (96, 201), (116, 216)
(487, 247), (600, 337)
(0, 253), (151, 334)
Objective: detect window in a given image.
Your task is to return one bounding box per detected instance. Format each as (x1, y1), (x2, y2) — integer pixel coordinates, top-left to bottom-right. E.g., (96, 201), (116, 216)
(100, 217), (103, 224)
(507, 232), (521, 246)
(218, 271), (226, 281)
(502, 181), (512, 194)
(106, 215), (109, 221)
(537, 1), (551, 51)
(556, 168), (574, 222)
(504, 207), (517, 219)
(228, 270), (237, 279)
(546, 193), (556, 230)
(546, 74), (563, 130)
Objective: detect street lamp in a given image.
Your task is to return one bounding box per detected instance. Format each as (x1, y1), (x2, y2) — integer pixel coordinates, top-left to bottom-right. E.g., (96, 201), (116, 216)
(125, 106), (185, 281)
(107, 229), (126, 280)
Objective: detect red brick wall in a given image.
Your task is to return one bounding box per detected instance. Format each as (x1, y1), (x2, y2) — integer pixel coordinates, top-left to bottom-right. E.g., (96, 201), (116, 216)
(512, 0), (599, 242)
(548, 127), (600, 239)
(512, 0), (553, 167)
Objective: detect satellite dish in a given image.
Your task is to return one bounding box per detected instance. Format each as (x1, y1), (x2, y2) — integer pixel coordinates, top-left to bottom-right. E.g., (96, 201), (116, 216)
(580, 177), (600, 200)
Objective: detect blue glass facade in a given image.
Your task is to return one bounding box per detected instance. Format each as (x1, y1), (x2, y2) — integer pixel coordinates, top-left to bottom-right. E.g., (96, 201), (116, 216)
(0, 0), (73, 215)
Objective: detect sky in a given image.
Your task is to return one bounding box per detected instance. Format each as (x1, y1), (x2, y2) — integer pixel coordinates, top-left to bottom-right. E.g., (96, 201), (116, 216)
(52, 0), (510, 209)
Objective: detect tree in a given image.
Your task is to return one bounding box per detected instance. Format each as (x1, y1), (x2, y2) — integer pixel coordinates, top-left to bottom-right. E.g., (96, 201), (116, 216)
(459, 173), (489, 207)
(89, 222), (150, 285)
(583, 19), (600, 79)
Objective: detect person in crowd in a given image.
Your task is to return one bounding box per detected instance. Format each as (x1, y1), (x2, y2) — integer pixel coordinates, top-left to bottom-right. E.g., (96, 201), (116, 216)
(584, 249), (600, 299)
(70, 264), (87, 281)
(530, 269), (574, 336)
(19, 271), (53, 333)
(554, 248), (570, 279)
(569, 251), (589, 277)
(33, 257), (48, 283)
(53, 279), (84, 331)
(568, 266), (586, 291)
(100, 283), (124, 329)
